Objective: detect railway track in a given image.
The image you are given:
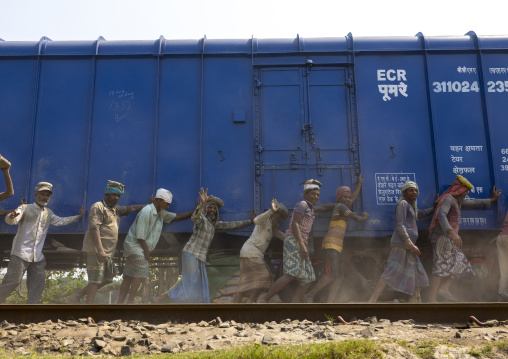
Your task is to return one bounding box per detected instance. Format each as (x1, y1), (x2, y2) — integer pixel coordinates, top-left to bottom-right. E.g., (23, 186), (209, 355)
(1, 303), (507, 325)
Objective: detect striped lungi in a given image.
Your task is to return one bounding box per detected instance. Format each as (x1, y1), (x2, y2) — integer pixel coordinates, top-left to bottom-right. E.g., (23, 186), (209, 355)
(236, 257), (273, 294)
(431, 233), (474, 279)
(282, 235), (315, 286)
(381, 246), (429, 295)
(123, 255), (150, 278)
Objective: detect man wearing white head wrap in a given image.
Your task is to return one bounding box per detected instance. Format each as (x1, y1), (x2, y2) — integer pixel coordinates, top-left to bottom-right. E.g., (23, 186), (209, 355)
(117, 188), (194, 303)
(368, 180), (434, 303)
(261, 179), (337, 303)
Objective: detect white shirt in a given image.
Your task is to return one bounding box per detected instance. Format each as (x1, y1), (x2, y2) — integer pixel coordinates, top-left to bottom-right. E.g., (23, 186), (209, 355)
(5, 203), (80, 262)
(239, 209), (285, 259)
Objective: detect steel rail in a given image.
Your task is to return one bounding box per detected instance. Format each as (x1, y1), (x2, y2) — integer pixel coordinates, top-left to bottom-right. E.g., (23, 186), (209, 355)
(1, 303), (507, 325)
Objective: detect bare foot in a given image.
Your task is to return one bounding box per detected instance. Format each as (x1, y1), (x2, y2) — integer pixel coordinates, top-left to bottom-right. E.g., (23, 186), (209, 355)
(438, 291), (457, 302)
(68, 293), (81, 304)
(301, 295), (313, 303)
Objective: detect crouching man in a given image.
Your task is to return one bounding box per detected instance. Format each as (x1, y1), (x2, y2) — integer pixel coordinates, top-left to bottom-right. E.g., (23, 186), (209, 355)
(233, 199), (289, 303)
(117, 189), (193, 303)
(1, 182), (84, 304)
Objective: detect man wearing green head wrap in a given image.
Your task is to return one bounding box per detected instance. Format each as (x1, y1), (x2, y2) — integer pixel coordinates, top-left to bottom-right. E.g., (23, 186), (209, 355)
(69, 180), (148, 304)
(368, 180), (434, 303)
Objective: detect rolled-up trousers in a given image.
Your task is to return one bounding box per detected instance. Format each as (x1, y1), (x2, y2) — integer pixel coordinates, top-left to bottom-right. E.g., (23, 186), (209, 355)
(0, 255), (46, 304)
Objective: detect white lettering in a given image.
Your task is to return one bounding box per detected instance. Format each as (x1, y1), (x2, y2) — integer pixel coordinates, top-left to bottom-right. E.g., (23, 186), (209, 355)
(377, 69), (386, 81)
(397, 69), (407, 81)
(386, 69), (396, 81)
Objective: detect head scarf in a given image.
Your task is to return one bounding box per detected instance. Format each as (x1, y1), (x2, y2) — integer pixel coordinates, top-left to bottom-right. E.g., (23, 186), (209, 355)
(204, 195), (224, 222)
(397, 181), (419, 219)
(105, 180), (125, 195)
(335, 186), (352, 202)
(155, 188), (173, 204)
(35, 181), (53, 193)
(301, 179), (322, 192)
(428, 175), (473, 236)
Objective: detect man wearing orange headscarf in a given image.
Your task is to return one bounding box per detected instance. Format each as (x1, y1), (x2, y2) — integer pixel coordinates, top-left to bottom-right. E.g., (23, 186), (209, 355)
(302, 175), (368, 303)
(428, 175), (500, 302)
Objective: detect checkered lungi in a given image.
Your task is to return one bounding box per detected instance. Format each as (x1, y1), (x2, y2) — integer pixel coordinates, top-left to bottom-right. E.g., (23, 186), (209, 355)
(85, 254), (119, 284)
(123, 255), (150, 278)
(236, 257), (273, 294)
(282, 235), (315, 286)
(431, 233), (474, 279)
(381, 246), (429, 295)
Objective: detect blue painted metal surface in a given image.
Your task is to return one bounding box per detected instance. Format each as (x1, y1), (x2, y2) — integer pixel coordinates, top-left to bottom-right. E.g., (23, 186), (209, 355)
(0, 33), (507, 238)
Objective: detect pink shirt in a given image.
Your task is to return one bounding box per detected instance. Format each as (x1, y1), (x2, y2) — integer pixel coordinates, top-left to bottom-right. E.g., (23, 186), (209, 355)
(285, 200), (315, 243)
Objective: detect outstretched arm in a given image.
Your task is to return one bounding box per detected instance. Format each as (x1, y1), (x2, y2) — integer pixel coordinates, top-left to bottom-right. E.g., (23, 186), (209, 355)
(347, 211), (369, 222)
(174, 210), (194, 221)
(314, 203), (336, 212)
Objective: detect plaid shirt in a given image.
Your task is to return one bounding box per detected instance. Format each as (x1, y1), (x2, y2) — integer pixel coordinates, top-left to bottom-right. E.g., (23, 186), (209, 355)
(183, 202), (252, 262)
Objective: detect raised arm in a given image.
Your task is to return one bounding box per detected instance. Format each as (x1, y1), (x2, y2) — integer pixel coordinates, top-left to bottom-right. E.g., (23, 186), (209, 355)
(0, 167), (14, 202)
(350, 173), (364, 205)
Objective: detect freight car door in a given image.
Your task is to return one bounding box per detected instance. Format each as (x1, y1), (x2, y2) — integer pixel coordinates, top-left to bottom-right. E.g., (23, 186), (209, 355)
(254, 66), (358, 232)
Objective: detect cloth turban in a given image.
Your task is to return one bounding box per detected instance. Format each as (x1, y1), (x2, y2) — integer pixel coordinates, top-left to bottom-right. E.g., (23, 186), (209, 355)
(401, 181), (419, 193)
(105, 180), (125, 195)
(336, 186), (352, 202)
(155, 188), (173, 204)
(207, 196), (224, 209)
(301, 179), (322, 191)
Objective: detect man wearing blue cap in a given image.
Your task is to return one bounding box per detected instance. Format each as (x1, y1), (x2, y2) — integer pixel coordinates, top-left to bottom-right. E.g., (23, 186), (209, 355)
(70, 180), (146, 304)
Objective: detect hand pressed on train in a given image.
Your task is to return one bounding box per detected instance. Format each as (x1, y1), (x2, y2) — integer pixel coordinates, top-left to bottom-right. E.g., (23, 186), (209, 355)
(490, 186), (501, 202)
(271, 198), (278, 212)
(199, 187), (211, 204)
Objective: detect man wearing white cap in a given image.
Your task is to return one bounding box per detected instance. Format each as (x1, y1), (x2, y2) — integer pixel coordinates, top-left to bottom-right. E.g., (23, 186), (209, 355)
(1, 182), (85, 304)
(117, 189), (193, 303)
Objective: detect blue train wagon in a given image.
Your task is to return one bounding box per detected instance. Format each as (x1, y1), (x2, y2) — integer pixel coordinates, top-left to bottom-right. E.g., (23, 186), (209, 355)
(0, 33), (507, 300)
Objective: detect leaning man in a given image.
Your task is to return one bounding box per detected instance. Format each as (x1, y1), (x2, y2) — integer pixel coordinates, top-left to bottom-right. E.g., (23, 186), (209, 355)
(70, 180), (145, 304)
(1, 182), (84, 304)
(117, 188), (193, 303)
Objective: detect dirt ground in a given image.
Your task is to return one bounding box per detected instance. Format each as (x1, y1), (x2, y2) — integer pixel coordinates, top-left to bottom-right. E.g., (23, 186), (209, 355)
(1, 316), (508, 357)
